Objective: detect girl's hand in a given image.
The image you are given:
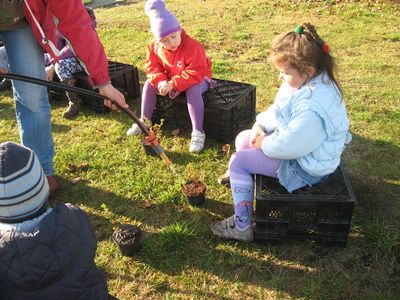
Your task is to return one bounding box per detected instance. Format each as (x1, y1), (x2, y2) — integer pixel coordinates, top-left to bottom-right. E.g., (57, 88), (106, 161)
(250, 126), (265, 147)
(158, 81), (173, 96)
(252, 132), (266, 149)
(250, 124), (265, 147)
(99, 83), (128, 112)
(250, 130), (262, 146)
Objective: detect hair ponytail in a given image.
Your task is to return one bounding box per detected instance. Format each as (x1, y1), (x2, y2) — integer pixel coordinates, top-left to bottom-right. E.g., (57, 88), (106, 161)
(269, 23), (343, 97)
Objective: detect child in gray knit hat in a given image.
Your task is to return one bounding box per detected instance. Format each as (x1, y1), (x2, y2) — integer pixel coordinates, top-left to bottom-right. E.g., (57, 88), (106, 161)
(0, 141), (110, 299)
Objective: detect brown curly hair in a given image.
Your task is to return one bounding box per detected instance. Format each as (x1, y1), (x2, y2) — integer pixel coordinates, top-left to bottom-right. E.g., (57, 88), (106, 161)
(269, 22), (342, 96)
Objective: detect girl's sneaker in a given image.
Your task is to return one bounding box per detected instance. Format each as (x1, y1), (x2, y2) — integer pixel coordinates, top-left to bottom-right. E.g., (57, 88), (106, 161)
(126, 123), (142, 136)
(210, 215), (253, 242)
(217, 171), (230, 187)
(189, 129), (205, 153)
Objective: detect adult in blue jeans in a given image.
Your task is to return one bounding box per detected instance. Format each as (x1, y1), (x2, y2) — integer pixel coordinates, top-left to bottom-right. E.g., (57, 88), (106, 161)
(0, 0), (128, 194)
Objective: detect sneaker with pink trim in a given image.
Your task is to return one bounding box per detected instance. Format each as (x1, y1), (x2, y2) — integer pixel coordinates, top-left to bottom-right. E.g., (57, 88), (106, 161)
(210, 215), (253, 242)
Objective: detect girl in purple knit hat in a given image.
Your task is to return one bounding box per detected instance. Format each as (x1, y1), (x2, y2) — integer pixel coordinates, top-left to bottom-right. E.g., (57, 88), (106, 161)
(127, 0), (212, 153)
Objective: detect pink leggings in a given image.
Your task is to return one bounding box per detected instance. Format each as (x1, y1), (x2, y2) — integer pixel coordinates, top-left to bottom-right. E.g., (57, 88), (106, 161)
(228, 130), (281, 228)
(140, 79), (209, 132)
(229, 130), (281, 183)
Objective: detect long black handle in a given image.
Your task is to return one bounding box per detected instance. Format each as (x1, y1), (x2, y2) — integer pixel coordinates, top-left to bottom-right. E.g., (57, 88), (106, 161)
(1, 73), (150, 136)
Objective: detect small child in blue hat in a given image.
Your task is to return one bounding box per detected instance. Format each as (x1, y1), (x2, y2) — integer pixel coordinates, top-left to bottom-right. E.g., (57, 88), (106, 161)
(0, 141), (110, 299)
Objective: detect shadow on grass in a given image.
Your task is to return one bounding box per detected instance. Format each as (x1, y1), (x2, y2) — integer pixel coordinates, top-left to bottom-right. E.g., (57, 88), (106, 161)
(343, 133), (399, 225)
(106, 273), (232, 300)
(52, 123), (72, 133)
(0, 92), (15, 119)
(49, 131), (399, 299)
(46, 172), (351, 298)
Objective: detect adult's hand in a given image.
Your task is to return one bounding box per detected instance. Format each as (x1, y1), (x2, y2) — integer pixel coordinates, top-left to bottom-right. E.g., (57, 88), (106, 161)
(0, 67), (7, 74)
(99, 83), (128, 112)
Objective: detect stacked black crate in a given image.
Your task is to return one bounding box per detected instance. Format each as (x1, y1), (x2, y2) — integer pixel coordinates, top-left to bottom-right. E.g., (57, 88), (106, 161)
(152, 79), (256, 143)
(254, 165), (356, 246)
(75, 61), (141, 113)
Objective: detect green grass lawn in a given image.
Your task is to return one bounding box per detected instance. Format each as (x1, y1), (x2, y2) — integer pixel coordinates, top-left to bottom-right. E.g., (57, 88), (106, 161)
(1, 0), (399, 299)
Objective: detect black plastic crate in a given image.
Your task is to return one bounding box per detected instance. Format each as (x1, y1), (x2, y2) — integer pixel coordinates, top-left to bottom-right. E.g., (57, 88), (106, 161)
(254, 165), (356, 245)
(75, 61), (140, 114)
(152, 79), (256, 143)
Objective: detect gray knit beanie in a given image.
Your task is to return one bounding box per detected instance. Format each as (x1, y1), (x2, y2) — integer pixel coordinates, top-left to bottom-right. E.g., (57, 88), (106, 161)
(0, 141), (49, 223)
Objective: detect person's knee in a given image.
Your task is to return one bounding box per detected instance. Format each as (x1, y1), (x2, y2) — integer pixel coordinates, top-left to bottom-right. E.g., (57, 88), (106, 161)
(15, 91), (50, 113)
(235, 130), (251, 150)
(55, 63), (72, 80)
(186, 85), (203, 100)
(143, 79), (157, 94)
(229, 152), (245, 173)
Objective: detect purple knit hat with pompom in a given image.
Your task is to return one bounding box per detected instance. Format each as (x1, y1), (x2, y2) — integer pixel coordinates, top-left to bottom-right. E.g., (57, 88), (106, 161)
(145, 0), (181, 41)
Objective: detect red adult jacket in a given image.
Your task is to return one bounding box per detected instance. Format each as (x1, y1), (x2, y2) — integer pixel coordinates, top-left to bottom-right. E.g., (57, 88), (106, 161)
(23, 0), (109, 86)
(146, 30), (212, 92)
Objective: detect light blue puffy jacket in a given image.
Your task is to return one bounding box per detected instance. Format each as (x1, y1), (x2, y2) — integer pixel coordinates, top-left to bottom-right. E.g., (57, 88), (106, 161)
(258, 72), (351, 192)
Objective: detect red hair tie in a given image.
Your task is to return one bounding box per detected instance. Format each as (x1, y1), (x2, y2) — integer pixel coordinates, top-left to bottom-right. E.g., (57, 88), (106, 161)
(322, 43), (330, 53)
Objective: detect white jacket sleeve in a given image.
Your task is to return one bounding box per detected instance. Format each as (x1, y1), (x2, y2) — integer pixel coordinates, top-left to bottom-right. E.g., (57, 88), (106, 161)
(256, 104), (277, 133)
(261, 110), (327, 159)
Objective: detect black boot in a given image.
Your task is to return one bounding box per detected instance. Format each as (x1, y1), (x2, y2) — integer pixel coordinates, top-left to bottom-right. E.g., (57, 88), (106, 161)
(0, 78), (12, 91)
(61, 78), (82, 119)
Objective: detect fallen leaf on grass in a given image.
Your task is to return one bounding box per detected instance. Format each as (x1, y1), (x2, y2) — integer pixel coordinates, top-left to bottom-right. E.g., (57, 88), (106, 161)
(141, 201), (152, 209)
(67, 164), (77, 173)
(67, 163), (90, 173)
(71, 177), (85, 184)
(78, 163), (90, 171)
(96, 129), (107, 136)
(171, 128), (180, 136)
(222, 144), (231, 156)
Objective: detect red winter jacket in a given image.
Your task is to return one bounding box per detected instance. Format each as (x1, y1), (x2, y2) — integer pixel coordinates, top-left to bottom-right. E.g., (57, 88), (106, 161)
(47, 8), (97, 65)
(146, 30), (212, 92)
(23, 0), (109, 86)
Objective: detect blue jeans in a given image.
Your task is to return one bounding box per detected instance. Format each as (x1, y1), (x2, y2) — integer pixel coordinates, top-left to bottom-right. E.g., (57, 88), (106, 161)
(1, 25), (54, 175)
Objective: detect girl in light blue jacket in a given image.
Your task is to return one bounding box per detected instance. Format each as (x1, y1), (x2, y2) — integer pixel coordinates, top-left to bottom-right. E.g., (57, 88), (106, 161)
(211, 23), (351, 242)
